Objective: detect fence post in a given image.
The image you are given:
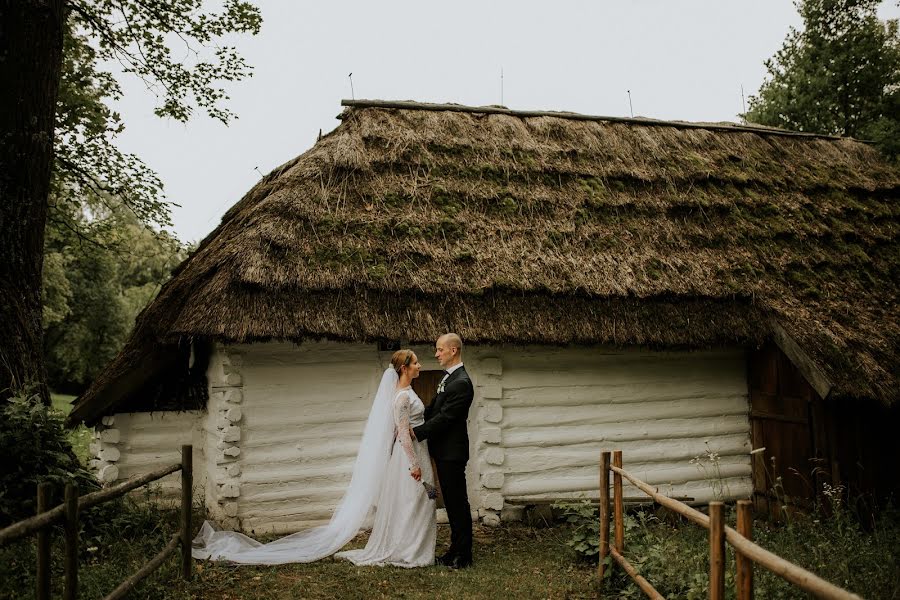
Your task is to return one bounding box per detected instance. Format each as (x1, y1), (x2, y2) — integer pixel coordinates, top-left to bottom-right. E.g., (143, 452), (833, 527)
(598, 451), (611, 586)
(63, 483), (78, 600)
(736, 500), (754, 600)
(36, 482), (52, 600)
(709, 501), (725, 600)
(181, 444), (193, 581)
(613, 450), (624, 553)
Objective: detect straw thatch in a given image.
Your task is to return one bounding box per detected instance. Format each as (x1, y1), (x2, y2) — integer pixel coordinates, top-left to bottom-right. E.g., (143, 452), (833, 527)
(68, 100), (900, 425)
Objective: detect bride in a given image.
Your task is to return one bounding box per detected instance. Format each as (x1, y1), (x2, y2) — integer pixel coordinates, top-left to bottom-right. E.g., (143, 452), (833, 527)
(191, 350), (436, 567)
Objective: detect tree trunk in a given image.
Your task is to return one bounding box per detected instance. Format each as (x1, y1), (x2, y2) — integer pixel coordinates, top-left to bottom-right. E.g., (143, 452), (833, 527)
(0, 0), (66, 404)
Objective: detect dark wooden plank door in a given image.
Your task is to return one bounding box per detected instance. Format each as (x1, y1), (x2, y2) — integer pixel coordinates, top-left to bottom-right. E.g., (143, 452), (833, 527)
(749, 344), (816, 513)
(412, 369), (443, 407)
(412, 369), (445, 508)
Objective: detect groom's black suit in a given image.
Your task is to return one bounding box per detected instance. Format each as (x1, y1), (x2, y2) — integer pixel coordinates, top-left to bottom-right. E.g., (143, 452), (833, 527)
(413, 365), (474, 565)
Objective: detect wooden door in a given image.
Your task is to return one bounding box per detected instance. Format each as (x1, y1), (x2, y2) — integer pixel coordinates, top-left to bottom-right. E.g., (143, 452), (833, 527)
(412, 369), (443, 407)
(749, 344), (816, 514)
(412, 370), (445, 507)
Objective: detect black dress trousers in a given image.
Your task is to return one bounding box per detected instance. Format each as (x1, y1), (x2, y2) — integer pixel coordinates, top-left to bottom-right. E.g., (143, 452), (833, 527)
(435, 458), (472, 560)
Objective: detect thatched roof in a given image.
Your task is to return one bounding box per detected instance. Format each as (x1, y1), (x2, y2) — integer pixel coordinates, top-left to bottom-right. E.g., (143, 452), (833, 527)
(68, 99), (900, 425)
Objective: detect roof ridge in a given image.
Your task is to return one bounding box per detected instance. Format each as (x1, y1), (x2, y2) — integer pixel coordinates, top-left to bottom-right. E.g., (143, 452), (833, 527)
(340, 99), (858, 142)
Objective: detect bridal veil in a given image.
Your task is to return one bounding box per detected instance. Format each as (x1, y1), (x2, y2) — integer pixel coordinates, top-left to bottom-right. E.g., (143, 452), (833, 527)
(191, 368), (399, 564)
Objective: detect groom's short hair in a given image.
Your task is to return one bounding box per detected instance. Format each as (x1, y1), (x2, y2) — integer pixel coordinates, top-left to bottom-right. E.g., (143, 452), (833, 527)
(442, 333), (463, 354)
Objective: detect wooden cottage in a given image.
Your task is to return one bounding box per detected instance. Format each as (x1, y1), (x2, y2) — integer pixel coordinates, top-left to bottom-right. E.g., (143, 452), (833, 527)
(68, 100), (900, 533)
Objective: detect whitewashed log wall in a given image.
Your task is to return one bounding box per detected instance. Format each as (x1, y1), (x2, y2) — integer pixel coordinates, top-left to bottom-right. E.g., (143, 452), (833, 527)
(220, 342), (393, 535)
(92, 341), (752, 533)
(90, 411), (204, 503)
(483, 347), (752, 516)
(202, 344), (246, 528)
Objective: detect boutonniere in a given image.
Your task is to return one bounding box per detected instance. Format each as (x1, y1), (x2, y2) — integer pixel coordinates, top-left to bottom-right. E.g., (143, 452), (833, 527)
(437, 381), (446, 394)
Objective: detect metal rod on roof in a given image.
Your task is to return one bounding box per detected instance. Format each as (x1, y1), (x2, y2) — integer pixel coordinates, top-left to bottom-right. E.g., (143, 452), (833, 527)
(627, 90), (634, 118)
(348, 72), (355, 100)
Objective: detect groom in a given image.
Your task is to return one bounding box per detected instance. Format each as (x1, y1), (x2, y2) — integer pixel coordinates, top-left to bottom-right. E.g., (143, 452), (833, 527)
(412, 333), (475, 569)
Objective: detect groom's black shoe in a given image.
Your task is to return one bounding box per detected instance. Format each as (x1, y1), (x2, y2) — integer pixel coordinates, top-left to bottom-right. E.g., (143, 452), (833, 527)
(437, 552), (457, 567)
(448, 554), (473, 569)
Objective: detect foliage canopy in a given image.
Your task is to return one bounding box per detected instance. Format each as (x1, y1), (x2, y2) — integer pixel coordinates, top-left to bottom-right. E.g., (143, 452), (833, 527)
(40, 1), (260, 392)
(55, 0), (262, 241)
(745, 0), (900, 158)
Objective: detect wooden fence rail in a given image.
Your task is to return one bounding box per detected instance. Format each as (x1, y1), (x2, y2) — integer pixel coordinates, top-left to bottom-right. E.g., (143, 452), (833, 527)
(598, 450), (863, 600)
(0, 445), (193, 600)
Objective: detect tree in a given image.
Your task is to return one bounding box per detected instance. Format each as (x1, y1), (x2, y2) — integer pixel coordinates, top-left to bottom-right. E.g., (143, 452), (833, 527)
(1, 1), (66, 404)
(745, 0), (900, 157)
(43, 198), (186, 393)
(0, 1), (261, 403)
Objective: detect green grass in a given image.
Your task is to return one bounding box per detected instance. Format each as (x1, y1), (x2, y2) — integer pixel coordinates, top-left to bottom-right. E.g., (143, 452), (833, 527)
(190, 525), (596, 600)
(50, 393), (91, 466)
(0, 517), (599, 600)
(4, 495), (898, 600)
(49, 393), (76, 414)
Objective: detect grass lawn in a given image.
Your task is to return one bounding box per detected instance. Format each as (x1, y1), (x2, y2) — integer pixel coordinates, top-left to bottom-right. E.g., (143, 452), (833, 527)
(3, 494), (896, 599)
(50, 392), (92, 466)
(185, 524), (597, 599)
(0, 521), (599, 600)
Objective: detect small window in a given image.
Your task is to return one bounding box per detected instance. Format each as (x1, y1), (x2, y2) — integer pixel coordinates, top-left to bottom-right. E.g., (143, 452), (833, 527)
(378, 340), (401, 352)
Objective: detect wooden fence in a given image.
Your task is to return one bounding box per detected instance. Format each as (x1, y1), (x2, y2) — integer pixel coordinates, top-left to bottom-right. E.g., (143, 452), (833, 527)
(598, 450), (862, 600)
(0, 444), (194, 600)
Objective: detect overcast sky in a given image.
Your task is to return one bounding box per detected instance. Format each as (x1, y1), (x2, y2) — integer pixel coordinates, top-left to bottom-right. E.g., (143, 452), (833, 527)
(107, 1), (900, 244)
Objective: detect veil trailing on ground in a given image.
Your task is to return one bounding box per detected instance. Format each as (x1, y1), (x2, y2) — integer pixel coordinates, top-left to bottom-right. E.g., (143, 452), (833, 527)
(191, 368), (399, 564)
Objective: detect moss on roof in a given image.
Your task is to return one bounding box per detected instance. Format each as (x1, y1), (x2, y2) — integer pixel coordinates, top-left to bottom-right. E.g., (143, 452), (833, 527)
(69, 100), (900, 425)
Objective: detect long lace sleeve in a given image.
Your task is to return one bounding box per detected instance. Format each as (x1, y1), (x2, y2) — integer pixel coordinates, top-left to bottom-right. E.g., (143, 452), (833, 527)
(393, 392), (420, 471)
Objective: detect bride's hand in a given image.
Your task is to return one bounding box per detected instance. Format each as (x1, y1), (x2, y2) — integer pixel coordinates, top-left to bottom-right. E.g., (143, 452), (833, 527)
(410, 466), (422, 481)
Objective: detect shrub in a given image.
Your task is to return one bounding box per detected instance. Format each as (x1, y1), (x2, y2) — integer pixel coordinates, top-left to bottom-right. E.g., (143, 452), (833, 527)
(0, 486), (199, 600)
(0, 392), (99, 526)
(556, 496), (900, 599)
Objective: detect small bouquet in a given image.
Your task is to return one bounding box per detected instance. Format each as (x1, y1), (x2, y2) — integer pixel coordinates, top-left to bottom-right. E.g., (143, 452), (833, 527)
(422, 481), (439, 500)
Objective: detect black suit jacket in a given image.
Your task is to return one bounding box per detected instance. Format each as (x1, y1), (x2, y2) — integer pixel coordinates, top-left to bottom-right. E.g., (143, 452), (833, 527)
(413, 366), (474, 461)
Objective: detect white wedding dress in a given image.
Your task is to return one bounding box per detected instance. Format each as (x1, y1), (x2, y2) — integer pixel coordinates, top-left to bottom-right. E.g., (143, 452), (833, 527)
(191, 369), (435, 567)
(337, 387), (436, 567)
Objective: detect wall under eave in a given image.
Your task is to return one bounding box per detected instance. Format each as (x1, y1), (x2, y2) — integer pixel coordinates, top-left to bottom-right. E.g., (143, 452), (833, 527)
(90, 340), (752, 533)
(489, 347), (752, 509)
(90, 410), (205, 504)
(205, 341), (401, 535)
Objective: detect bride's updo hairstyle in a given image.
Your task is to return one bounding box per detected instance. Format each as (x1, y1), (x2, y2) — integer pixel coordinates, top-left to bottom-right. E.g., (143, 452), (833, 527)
(391, 349), (415, 376)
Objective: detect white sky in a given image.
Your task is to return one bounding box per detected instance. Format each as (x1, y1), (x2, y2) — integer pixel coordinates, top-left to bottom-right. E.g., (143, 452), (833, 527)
(107, 0), (900, 244)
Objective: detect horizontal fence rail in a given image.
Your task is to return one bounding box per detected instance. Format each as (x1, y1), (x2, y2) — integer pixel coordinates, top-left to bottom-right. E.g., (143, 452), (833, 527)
(104, 533), (181, 600)
(0, 445), (193, 600)
(0, 463), (182, 546)
(599, 450), (863, 600)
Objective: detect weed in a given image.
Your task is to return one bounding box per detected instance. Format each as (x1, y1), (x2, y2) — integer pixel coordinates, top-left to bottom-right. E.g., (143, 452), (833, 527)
(552, 500), (599, 559)
(554, 451), (900, 599)
(689, 442), (731, 501)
